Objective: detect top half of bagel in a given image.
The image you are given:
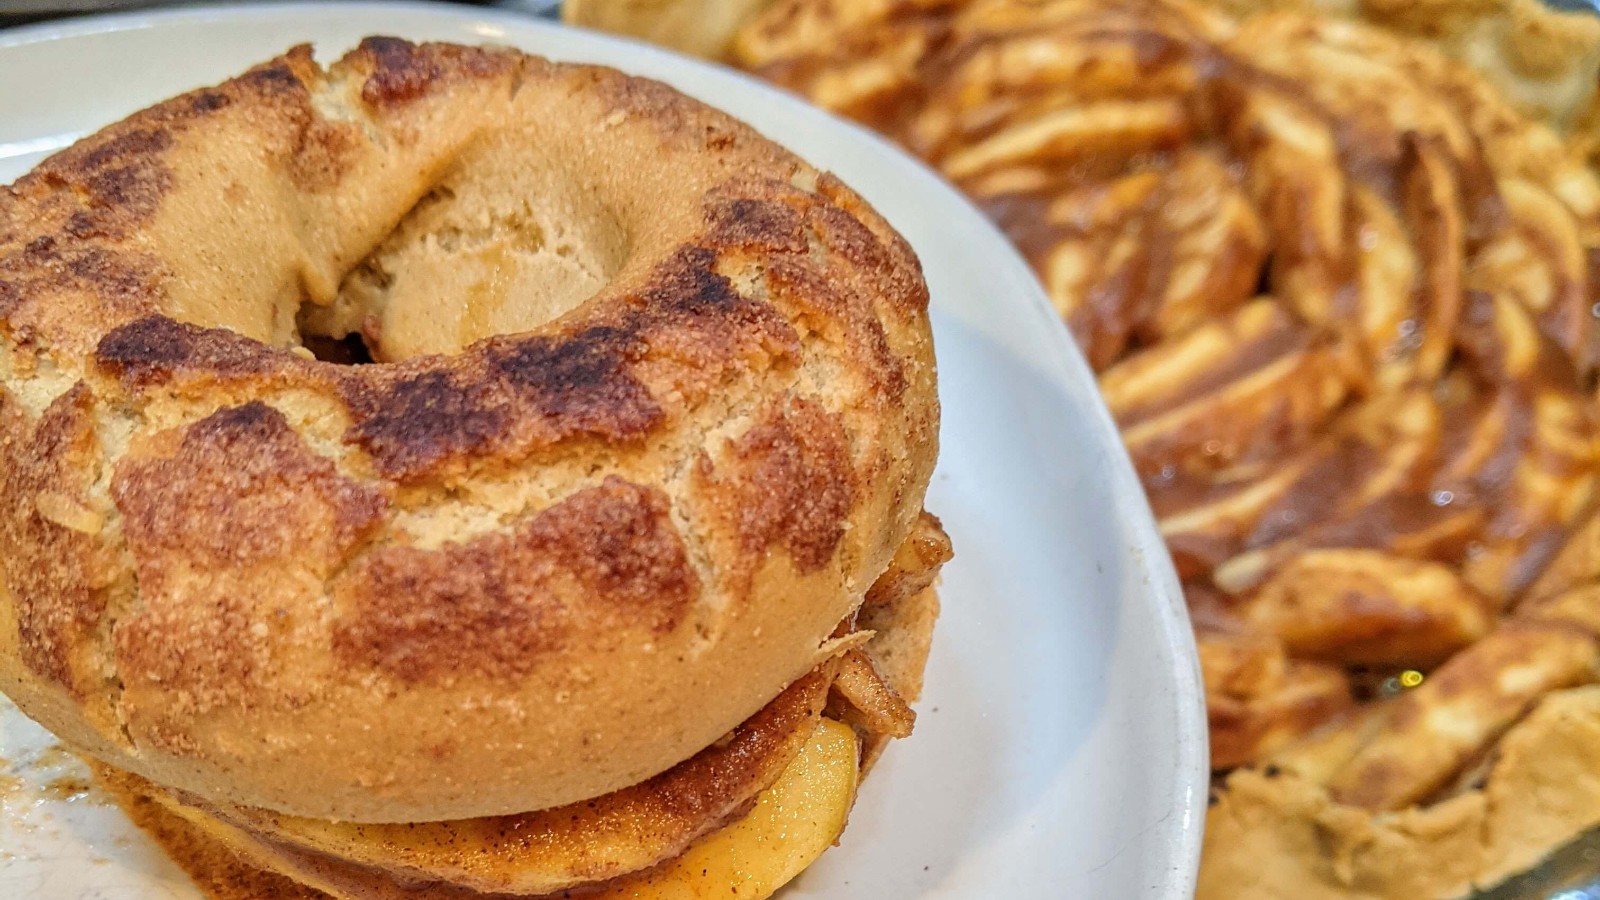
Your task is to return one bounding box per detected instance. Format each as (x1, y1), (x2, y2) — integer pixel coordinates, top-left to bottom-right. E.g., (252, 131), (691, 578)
(0, 38), (940, 823)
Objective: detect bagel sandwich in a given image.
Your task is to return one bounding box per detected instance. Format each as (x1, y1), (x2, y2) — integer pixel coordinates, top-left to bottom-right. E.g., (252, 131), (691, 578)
(93, 527), (948, 900)
(0, 38), (947, 899)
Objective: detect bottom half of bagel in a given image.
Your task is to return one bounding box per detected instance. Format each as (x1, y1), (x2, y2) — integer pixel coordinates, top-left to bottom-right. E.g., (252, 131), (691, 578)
(88, 517), (948, 900)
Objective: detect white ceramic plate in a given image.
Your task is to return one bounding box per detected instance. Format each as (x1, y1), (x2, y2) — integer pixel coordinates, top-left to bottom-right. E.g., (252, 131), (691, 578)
(0, 5), (1206, 898)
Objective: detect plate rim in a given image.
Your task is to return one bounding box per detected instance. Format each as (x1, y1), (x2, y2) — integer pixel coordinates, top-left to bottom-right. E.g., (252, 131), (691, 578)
(0, 3), (1208, 895)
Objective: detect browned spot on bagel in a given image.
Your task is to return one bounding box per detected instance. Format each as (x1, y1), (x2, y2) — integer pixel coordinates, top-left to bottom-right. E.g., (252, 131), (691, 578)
(623, 245), (802, 406)
(0, 384), (113, 693)
(765, 255), (908, 400)
(339, 367), (513, 480)
(358, 37), (447, 107)
(188, 90), (232, 115)
(814, 174), (929, 316)
(289, 119), (362, 193)
(111, 402), (386, 732)
(697, 396), (855, 590)
(341, 247), (798, 482)
(236, 55), (311, 97)
(703, 191), (810, 254)
(35, 128), (175, 226)
(95, 316), (298, 389)
(642, 246), (762, 314)
(489, 327), (663, 432)
(340, 330), (660, 483)
(354, 37), (516, 109)
(0, 237), (165, 339)
(332, 477), (696, 683)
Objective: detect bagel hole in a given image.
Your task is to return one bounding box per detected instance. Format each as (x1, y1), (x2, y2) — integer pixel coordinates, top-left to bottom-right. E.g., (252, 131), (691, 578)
(301, 333), (375, 365)
(299, 145), (630, 362)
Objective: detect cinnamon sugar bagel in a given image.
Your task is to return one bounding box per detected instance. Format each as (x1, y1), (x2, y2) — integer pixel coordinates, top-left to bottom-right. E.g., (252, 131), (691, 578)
(0, 36), (940, 827)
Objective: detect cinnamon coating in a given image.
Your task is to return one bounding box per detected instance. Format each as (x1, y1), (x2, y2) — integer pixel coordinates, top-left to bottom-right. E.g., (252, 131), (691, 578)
(0, 38), (940, 824)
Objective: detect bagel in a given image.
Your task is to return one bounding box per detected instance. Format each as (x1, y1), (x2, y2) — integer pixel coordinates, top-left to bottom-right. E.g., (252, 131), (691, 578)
(0, 34), (940, 836)
(90, 570), (946, 900)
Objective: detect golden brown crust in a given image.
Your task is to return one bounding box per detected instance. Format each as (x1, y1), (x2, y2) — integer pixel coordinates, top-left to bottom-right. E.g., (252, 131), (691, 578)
(0, 38), (940, 823)
(351, 37), (518, 110)
(330, 477), (695, 684)
(694, 396), (856, 591)
(110, 403), (389, 750)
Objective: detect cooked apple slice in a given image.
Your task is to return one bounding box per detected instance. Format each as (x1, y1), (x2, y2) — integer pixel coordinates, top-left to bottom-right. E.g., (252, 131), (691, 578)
(591, 717), (861, 899)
